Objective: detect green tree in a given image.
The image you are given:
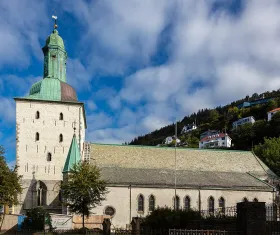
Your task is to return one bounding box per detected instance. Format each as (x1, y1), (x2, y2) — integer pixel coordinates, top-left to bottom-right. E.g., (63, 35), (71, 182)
(0, 146), (22, 207)
(269, 112), (280, 138)
(267, 100), (278, 112)
(231, 123), (253, 150)
(254, 137), (280, 176)
(61, 162), (108, 228)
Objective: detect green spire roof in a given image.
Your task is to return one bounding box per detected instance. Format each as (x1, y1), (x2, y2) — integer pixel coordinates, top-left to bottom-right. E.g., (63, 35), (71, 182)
(45, 29), (65, 49)
(22, 23), (79, 103)
(63, 134), (81, 173)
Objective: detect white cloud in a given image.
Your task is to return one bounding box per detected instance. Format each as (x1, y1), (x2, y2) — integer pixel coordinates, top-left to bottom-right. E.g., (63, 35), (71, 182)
(0, 0), (49, 68)
(86, 100), (97, 111)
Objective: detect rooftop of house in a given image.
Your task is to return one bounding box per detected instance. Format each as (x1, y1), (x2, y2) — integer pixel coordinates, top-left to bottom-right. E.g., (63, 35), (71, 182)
(268, 108), (280, 113)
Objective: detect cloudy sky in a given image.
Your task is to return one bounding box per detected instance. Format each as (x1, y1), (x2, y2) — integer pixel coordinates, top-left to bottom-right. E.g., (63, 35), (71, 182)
(1, 0), (280, 164)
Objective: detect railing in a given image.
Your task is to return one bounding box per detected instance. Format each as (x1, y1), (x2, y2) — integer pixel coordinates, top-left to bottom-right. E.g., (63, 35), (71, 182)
(200, 207), (237, 218)
(169, 229), (243, 235)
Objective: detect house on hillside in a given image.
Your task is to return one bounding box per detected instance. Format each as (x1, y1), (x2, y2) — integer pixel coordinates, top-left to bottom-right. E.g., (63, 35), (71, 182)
(181, 123), (197, 134)
(200, 130), (219, 140)
(237, 97), (273, 109)
(163, 136), (181, 145)
(268, 108), (280, 121)
(199, 133), (232, 149)
(232, 116), (255, 129)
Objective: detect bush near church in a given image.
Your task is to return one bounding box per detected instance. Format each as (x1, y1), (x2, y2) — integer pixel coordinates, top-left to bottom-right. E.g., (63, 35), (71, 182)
(142, 207), (236, 229)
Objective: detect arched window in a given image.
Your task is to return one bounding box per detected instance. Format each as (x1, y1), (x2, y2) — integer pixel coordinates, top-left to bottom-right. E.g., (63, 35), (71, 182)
(59, 134), (63, 143)
(35, 132), (39, 141)
(184, 196), (191, 211)
(173, 195), (180, 210)
(253, 198), (258, 202)
(243, 197), (248, 202)
(47, 153), (52, 162)
(218, 197), (225, 213)
(208, 196), (215, 214)
(149, 195), (155, 212)
(59, 113), (63, 120)
(34, 181), (47, 206)
(138, 194), (144, 212)
(35, 111), (40, 119)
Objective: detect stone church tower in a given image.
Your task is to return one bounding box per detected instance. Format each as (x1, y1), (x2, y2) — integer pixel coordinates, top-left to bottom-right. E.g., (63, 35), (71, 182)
(14, 22), (86, 214)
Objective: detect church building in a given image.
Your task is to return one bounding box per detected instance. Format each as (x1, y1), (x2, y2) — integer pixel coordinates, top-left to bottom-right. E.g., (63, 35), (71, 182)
(13, 21), (277, 229)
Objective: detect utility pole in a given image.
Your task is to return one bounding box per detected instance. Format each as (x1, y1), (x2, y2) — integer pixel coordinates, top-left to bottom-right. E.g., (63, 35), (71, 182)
(174, 120), (177, 210)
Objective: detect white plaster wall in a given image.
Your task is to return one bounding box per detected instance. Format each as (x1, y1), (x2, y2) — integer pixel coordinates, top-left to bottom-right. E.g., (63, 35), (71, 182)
(15, 100), (86, 181)
(92, 186), (274, 229)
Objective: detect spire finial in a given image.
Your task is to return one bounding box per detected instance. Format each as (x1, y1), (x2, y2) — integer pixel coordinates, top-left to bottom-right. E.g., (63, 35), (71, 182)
(52, 15), (58, 29)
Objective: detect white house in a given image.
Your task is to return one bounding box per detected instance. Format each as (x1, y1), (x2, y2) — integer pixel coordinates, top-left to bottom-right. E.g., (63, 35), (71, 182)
(268, 108), (280, 121)
(181, 123), (197, 134)
(163, 136), (181, 145)
(199, 133), (232, 149)
(232, 116), (255, 128)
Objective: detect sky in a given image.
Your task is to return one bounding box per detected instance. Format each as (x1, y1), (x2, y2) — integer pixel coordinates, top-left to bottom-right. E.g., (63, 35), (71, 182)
(1, 0), (280, 165)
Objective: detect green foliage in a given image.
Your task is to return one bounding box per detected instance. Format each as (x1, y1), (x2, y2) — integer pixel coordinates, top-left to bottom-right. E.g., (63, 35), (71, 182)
(61, 162), (108, 227)
(0, 146), (22, 206)
(143, 207), (236, 229)
(254, 137), (280, 176)
(143, 207), (201, 229)
(23, 207), (52, 230)
(231, 123), (253, 150)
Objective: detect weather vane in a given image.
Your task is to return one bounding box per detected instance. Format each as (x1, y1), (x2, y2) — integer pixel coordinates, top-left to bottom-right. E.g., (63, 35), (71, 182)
(52, 15), (58, 29)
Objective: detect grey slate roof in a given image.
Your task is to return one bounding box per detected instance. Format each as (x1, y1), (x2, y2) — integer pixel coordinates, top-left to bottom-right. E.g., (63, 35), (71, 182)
(100, 167), (273, 191)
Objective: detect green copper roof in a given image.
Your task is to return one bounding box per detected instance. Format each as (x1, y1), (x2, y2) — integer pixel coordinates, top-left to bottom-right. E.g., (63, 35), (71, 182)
(23, 26), (79, 102)
(63, 134), (81, 173)
(45, 29), (64, 49)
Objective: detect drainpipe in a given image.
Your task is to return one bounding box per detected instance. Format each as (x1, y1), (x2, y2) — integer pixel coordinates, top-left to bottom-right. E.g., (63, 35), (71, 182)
(129, 185), (132, 224)
(198, 186), (201, 214)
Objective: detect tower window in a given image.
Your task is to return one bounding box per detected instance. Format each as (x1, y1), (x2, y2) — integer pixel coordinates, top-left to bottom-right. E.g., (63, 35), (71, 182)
(47, 153), (52, 162)
(59, 134), (63, 143)
(35, 132), (40, 141)
(35, 111), (40, 119)
(59, 113), (63, 120)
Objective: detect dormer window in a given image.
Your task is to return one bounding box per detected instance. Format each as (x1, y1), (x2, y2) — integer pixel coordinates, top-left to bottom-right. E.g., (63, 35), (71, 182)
(35, 111), (40, 119)
(59, 113), (63, 120)
(59, 134), (63, 143)
(35, 132), (40, 141)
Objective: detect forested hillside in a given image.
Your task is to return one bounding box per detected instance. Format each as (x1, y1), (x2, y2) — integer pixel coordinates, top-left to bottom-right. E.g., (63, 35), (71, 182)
(129, 90), (280, 151)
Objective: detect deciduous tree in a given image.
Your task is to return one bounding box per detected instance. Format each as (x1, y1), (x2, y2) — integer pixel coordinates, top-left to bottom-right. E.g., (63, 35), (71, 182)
(0, 146), (22, 208)
(254, 137), (280, 176)
(61, 162), (108, 228)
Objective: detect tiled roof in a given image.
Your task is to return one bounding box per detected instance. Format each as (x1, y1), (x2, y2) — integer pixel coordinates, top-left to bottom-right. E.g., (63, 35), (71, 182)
(200, 133), (230, 142)
(100, 167), (273, 191)
(90, 144), (275, 177)
(268, 108), (280, 113)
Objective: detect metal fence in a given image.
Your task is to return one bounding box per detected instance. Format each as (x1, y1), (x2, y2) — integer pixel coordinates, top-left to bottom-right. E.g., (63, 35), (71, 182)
(200, 207), (237, 218)
(169, 229), (243, 235)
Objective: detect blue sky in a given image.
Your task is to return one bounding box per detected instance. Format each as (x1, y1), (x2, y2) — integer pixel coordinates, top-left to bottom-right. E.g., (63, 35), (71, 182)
(1, 0), (280, 165)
